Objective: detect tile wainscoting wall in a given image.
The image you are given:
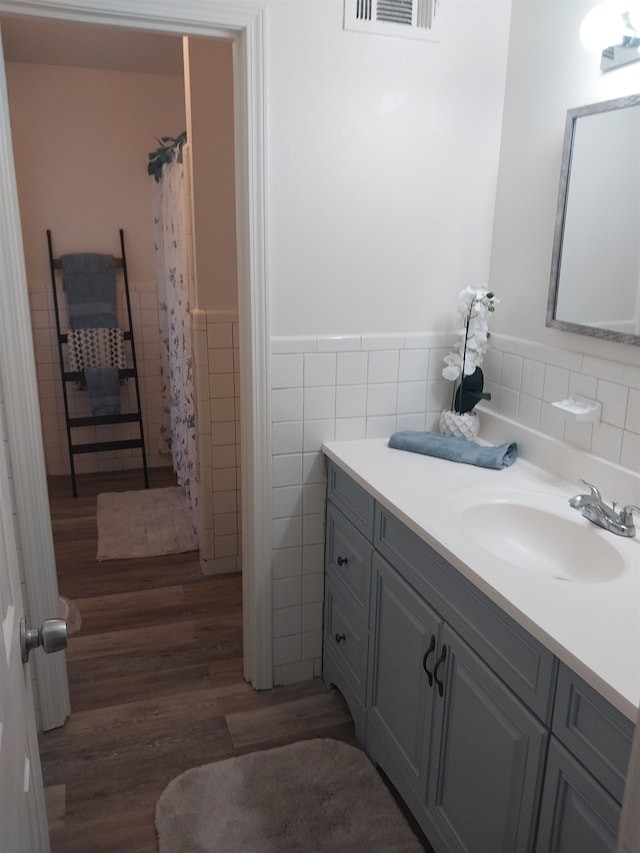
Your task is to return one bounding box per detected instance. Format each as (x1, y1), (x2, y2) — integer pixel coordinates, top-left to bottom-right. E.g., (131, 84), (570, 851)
(192, 310), (242, 576)
(269, 331), (640, 686)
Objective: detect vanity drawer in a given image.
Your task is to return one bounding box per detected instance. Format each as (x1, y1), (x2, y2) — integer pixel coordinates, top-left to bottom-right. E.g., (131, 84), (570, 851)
(374, 505), (556, 721)
(326, 461), (375, 540)
(325, 502), (372, 612)
(323, 579), (369, 703)
(552, 663), (634, 803)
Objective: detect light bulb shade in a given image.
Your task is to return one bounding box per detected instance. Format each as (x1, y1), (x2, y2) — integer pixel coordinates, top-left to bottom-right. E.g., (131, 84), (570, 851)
(580, 0), (628, 52)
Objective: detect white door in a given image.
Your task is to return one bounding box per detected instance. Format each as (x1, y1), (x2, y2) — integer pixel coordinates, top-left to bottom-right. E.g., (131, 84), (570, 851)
(0, 409), (50, 853)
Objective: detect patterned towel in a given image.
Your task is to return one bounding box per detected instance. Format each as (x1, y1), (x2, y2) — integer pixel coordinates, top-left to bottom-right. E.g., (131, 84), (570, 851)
(68, 328), (127, 372)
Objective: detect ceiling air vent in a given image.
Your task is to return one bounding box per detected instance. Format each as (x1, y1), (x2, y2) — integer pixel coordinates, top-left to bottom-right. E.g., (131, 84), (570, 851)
(345, 0), (440, 42)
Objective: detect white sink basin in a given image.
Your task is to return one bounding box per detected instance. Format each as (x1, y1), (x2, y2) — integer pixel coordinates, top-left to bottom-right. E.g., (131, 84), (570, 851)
(459, 491), (626, 583)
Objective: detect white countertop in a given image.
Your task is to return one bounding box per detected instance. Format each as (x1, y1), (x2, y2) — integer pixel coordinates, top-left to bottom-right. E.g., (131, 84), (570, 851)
(322, 437), (640, 722)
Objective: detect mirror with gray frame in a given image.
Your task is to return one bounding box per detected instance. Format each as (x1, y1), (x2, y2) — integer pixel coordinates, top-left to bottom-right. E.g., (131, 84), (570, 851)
(546, 93), (640, 346)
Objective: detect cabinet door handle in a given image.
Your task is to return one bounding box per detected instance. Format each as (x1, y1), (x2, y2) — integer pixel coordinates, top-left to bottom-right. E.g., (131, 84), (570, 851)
(337, 555), (349, 566)
(433, 644), (447, 697)
(335, 632), (346, 644)
(422, 634), (436, 686)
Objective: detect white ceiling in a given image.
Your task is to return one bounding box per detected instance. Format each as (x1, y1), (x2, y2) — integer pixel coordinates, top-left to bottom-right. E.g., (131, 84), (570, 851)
(0, 15), (184, 76)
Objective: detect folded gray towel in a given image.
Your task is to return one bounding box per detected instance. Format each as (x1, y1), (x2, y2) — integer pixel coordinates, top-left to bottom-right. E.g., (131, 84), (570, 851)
(84, 367), (121, 416)
(388, 430), (518, 469)
(61, 253), (117, 329)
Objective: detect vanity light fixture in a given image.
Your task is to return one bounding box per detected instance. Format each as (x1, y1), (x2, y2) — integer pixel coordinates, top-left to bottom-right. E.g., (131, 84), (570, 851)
(580, 0), (640, 70)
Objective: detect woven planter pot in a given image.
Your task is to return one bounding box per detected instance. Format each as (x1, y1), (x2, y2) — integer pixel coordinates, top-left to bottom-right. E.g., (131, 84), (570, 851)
(439, 409), (480, 441)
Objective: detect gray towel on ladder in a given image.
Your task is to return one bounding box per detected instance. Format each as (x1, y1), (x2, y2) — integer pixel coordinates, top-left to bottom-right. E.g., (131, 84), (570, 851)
(60, 253), (117, 329)
(84, 367), (121, 416)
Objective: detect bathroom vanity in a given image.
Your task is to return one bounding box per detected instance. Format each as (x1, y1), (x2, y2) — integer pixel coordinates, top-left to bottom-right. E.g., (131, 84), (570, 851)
(321, 438), (638, 853)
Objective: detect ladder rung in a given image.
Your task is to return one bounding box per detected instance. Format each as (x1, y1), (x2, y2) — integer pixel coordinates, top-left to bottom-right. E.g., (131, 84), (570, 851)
(70, 439), (144, 455)
(68, 414), (142, 428)
(62, 369), (135, 382)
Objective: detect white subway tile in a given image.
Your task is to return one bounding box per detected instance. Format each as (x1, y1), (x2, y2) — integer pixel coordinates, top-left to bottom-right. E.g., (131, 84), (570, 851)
(399, 349), (429, 382)
(396, 413), (426, 431)
(483, 349), (502, 386)
(272, 388), (303, 422)
(273, 606), (302, 638)
(397, 381), (427, 414)
(501, 353), (523, 391)
(272, 421), (303, 455)
(428, 348), (449, 379)
(304, 353), (336, 386)
(303, 419), (335, 453)
(366, 383), (397, 416)
(335, 418), (366, 440)
(620, 430), (640, 473)
(302, 602), (323, 632)
(368, 350), (399, 383)
(304, 386), (335, 419)
(569, 371), (598, 399)
(590, 422), (623, 465)
(542, 365), (570, 403)
(517, 394), (542, 430)
(336, 351), (368, 385)
(563, 421), (593, 452)
(547, 347), (583, 371)
(625, 388), (640, 434)
(521, 359), (545, 399)
(539, 401), (566, 440)
(582, 355), (625, 383)
(302, 512), (325, 545)
(272, 485), (303, 519)
(272, 453), (303, 487)
(597, 380), (628, 428)
(272, 635), (301, 666)
(622, 364), (640, 390)
(272, 516), (302, 549)
(303, 543), (325, 575)
(271, 354), (304, 388)
(336, 384), (367, 418)
(365, 415), (397, 438)
(302, 572), (324, 605)
(303, 483), (326, 516)
(272, 576), (302, 610)
(302, 631), (323, 661)
(498, 387), (519, 419)
(302, 451), (326, 484)
(272, 547), (302, 579)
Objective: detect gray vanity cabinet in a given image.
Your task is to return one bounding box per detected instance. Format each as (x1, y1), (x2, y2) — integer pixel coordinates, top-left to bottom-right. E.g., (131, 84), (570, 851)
(366, 552), (442, 811)
(427, 624), (547, 853)
(322, 460), (634, 853)
(535, 664), (634, 852)
(366, 551), (547, 853)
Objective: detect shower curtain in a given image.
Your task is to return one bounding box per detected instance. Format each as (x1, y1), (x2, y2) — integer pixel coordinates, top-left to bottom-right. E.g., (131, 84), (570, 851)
(151, 149), (199, 532)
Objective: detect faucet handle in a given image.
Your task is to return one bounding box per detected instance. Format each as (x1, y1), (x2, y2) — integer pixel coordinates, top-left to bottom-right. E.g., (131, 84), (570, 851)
(577, 479), (602, 502)
(618, 504), (640, 524)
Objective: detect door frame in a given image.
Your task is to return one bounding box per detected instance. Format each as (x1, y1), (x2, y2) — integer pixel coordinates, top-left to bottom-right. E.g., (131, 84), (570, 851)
(0, 0), (273, 726)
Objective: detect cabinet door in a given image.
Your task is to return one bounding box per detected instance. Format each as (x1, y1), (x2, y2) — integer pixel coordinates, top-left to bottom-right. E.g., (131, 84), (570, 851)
(367, 553), (442, 801)
(536, 738), (621, 853)
(427, 625), (548, 853)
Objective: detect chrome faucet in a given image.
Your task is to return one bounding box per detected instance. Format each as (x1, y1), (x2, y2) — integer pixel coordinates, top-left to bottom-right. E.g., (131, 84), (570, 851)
(569, 480), (640, 538)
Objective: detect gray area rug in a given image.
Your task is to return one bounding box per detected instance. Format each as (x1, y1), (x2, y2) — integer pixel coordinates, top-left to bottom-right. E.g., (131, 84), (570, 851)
(155, 738), (425, 853)
(96, 487), (198, 561)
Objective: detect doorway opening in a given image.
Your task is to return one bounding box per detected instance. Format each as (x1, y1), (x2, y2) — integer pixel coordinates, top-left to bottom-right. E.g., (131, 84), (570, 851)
(0, 0), (272, 740)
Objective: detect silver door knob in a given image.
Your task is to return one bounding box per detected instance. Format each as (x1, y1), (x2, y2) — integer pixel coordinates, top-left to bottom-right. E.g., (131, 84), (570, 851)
(20, 617), (67, 663)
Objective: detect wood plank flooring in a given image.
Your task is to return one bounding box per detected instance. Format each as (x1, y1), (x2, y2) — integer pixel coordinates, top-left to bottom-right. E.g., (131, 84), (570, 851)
(39, 468), (360, 853)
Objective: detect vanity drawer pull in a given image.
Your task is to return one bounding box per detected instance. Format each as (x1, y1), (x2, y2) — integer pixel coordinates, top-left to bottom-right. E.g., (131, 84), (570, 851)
(434, 644), (448, 697)
(335, 632), (346, 644)
(422, 634), (436, 686)
(337, 555), (349, 567)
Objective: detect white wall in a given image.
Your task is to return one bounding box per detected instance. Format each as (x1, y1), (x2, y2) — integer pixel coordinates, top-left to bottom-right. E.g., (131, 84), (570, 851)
(6, 62), (186, 475)
(490, 0), (640, 369)
(266, 0), (512, 336)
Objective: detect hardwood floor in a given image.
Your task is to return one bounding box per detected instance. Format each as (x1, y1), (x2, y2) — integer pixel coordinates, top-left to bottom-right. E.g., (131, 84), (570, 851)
(39, 468), (358, 853)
